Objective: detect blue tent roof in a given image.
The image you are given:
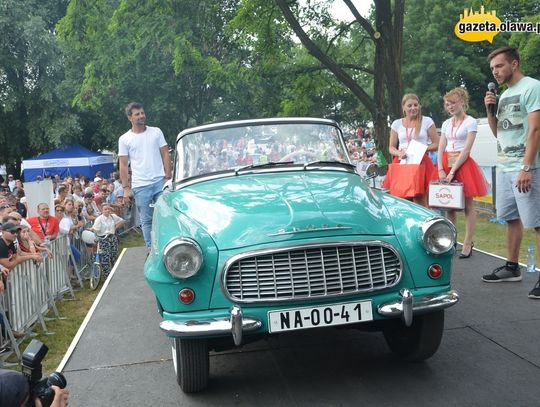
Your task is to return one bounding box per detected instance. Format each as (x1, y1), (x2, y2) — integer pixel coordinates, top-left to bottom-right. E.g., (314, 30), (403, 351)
(22, 144), (116, 181)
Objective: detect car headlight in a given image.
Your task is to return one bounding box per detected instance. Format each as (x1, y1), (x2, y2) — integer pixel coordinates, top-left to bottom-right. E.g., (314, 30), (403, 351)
(418, 217), (456, 254)
(163, 238), (203, 279)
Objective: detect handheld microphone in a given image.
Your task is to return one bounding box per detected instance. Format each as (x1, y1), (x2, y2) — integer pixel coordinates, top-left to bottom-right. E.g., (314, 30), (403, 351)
(487, 82), (497, 116)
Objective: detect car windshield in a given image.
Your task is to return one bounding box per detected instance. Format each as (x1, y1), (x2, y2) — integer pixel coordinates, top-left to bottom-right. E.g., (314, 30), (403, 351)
(175, 122), (350, 180)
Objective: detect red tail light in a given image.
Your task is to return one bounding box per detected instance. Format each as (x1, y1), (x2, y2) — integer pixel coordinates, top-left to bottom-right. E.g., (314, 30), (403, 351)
(428, 264), (443, 279)
(179, 288), (195, 304)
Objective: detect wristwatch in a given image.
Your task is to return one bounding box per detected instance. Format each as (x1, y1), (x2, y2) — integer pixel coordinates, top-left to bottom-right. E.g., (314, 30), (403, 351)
(521, 164), (531, 172)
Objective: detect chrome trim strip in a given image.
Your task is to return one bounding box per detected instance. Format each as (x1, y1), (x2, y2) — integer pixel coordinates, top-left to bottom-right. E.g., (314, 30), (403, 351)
(377, 289), (459, 318)
(268, 225), (352, 237)
(176, 117), (338, 140)
(220, 240), (403, 304)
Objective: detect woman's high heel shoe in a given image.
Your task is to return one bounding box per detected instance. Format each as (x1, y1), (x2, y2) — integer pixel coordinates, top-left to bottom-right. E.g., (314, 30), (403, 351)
(459, 242), (474, 259)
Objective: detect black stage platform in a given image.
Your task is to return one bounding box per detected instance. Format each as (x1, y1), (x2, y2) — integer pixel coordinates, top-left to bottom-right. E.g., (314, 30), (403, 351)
(60, 246), (540, 406)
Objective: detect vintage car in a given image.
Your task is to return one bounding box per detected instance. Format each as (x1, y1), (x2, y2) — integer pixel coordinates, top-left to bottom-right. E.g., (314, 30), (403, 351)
(144, 118), (459, 393)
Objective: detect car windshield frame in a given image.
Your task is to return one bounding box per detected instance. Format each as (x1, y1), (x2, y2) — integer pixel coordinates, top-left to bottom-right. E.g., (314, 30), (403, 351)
(173, 118), (352, 183)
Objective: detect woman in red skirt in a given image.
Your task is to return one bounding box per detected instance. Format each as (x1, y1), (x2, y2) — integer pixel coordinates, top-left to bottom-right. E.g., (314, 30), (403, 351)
(437, 87), (488, 258)
(383, 93), (439, 207)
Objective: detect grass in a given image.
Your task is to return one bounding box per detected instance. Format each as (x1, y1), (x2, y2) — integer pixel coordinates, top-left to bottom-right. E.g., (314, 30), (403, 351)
(454, 209), (537, 265)
(4, 210), (538, 374)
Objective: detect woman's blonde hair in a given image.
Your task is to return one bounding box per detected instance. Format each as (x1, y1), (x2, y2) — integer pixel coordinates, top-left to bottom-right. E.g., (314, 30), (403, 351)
(401, 93), (423, 138)
(17, 225), (30, 239)
(443, 87), (469, 112)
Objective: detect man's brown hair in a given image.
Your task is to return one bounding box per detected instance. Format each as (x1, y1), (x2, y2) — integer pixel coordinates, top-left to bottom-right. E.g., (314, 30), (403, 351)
(125, 102), (144, 118)
(487, 46), (520, 64)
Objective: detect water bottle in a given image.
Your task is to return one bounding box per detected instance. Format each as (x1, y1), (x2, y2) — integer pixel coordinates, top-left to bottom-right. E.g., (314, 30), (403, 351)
(527, 245), (536, 273)
(42, 236), (50, 259)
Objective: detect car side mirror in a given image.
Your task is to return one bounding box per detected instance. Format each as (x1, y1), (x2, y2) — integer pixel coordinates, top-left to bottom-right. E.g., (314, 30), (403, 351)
(365, 163), (379, 179)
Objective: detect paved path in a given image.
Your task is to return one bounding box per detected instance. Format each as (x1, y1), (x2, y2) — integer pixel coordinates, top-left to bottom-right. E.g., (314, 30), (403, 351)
(61, 246), (540, 406)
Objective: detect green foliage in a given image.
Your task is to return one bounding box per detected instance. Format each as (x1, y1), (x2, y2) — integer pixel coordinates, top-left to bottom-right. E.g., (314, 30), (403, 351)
(509, 15), (540, 80)
(57, 0), (258, 147)
(402, 1), (493, 125)
(0, 0), (80, 175)
(402, 0), (540, 127)
(4, 0), (537, 170)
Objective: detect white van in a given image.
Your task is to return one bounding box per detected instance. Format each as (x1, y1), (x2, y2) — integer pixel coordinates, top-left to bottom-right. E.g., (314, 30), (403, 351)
(470, 117), (498, 166)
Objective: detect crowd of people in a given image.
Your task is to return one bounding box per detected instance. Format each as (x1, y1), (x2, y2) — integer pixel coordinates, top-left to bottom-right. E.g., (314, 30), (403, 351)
(346, 131), (382, 165)
(0, 170), (129, 343)
(0, 44), (538, 403)
(382, 46), (540, 299)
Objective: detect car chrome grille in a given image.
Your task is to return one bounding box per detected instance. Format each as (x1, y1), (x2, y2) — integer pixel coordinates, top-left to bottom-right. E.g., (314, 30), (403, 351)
(222, 242), (402, 303)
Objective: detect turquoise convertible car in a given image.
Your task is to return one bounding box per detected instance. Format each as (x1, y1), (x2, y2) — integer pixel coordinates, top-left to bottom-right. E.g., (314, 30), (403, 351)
(144, 118), (459, 392)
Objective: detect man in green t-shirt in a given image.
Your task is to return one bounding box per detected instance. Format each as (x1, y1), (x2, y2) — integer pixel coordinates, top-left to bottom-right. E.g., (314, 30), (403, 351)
(482, 46), (540, 300)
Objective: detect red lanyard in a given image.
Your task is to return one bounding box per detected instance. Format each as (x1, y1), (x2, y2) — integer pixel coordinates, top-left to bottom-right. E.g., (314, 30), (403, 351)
(39, 218), (49, 236)
(404, 119), (416, 143)
(450, 115), (466, 150)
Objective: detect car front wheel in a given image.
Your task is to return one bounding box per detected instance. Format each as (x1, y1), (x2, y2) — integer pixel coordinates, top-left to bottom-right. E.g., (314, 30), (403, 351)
(382, 310), (444, 362)
(171, 338), (209, 393)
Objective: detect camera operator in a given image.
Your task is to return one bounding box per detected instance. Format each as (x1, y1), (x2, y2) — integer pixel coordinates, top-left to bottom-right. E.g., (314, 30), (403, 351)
(0, 369), (69, 407)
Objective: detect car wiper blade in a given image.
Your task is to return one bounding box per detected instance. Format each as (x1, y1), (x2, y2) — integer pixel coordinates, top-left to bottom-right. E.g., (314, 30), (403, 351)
(303, 161), (356, 170)
(235, 161), (295, 174)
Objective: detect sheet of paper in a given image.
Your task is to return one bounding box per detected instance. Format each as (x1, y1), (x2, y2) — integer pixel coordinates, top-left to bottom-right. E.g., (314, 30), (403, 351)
(400, 139), (428, 164)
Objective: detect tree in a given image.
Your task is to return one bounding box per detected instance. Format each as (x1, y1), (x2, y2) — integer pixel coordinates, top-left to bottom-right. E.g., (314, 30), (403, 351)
(266, 0), (404, 157)
(401, 0), (540, 125)
(0, 0), (79, 176)
(510, 17), (540, 80)
(57, 0), (279, 148)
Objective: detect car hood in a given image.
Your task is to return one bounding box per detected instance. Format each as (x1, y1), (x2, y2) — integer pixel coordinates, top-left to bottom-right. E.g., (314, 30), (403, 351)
(171, 171), (394, 250)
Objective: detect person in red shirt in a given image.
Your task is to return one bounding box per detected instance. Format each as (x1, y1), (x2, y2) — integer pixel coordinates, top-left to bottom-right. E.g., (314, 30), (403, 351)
(26, 203), (60, 241)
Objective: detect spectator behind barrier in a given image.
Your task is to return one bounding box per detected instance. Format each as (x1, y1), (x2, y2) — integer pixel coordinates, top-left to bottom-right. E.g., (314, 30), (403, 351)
(82, 192), (100, 222)
(27, 204), (60, 241)
(0, 222), (42, 271)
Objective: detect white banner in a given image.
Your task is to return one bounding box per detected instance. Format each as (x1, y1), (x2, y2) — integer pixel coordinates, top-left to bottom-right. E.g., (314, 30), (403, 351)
(24, 179), (55, 217)
(22, 155), (114, 170)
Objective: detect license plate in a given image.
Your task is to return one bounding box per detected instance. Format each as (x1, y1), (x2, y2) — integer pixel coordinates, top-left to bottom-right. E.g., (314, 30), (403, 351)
(268, 301), (373, 333)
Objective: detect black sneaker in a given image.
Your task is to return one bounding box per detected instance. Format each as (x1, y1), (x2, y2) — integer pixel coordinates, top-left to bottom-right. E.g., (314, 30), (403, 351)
(482, 265), (522, 282)
(528, 280), (540, 299)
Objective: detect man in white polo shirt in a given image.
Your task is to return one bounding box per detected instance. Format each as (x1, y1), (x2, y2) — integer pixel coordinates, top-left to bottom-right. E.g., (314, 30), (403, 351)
(118, 102), (172, 250)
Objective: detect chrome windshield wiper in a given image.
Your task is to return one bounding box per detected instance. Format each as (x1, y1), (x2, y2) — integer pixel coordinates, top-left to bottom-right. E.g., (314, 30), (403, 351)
(303, 161), (356, 170)
(235, 161), (295, 175)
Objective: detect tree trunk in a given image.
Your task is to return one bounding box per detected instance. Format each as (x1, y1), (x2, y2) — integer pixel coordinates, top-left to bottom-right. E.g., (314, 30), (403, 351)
(371, 0), (404, 162)
(274, 0), (405, 164)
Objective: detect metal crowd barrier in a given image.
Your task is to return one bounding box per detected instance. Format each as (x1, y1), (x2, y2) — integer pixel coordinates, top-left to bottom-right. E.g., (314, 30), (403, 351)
(118, 202), (140, 236)
(0, 236), (71, 365)
(0, 204), (140, 366)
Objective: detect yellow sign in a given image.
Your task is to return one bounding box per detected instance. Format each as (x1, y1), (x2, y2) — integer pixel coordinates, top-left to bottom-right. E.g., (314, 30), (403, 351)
(454, 6), (501, 43)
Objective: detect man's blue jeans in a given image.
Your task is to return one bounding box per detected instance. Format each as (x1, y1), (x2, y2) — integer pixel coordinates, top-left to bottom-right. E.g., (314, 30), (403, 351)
(133, 179), (164, 249)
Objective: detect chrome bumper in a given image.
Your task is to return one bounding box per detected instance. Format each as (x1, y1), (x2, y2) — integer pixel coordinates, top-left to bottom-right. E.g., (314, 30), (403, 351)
(160, 289), (458, 344)
(377, 289), (459, 327)
(159, 305), (262, 346)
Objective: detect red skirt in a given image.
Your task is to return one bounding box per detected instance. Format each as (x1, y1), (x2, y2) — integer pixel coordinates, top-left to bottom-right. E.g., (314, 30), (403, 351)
(436, 152), (488, 197)
(383, 154), (435, 198)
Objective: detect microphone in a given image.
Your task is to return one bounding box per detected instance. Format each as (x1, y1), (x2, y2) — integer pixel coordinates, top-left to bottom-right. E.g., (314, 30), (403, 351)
(487, 82), (497, 116)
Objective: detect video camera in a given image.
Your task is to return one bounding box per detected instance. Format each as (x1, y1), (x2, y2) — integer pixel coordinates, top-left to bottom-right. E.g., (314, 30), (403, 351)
(21, 339), (67, 407)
